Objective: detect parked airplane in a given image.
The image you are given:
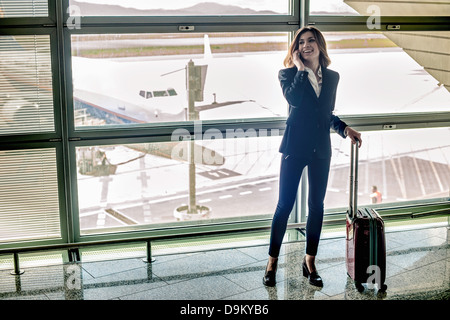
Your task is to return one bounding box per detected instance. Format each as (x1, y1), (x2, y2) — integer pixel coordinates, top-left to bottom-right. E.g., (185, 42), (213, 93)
(72, 35), (254, 125)
(0, 34), (260, 175)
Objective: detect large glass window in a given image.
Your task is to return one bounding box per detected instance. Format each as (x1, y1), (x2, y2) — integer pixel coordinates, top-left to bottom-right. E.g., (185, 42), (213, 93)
(325, 127), (450, 210)
(323, 31), (450, 115)
(68, 0), (290, 16)
(0, 148), (61, 243)
(309, 0), (450, 16)
(76, 134), (282, 234)
(0, 35), (54, 135)
(71, 32), (288, 127)
(0, 0), (48, 18)
(309, 0), (359, 15)
(1, 0), (448, 250)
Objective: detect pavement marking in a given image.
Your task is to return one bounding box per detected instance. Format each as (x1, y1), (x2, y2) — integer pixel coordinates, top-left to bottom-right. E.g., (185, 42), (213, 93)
(146, 177), (278, 204)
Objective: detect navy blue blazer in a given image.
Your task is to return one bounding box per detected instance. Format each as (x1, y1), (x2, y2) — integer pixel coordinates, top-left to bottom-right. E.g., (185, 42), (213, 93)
(278, 66), (348, 159)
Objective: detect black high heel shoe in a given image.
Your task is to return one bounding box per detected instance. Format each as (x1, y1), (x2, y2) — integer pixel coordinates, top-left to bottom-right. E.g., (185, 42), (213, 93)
(302, 257), (323, 287)
(263, 259), (278, 287)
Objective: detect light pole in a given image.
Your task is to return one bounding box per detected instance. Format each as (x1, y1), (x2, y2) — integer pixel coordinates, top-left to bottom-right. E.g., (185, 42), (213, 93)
(174, 60), (211, 220)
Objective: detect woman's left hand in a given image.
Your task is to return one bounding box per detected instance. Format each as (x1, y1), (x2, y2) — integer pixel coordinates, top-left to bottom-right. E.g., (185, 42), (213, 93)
(345, 126), (362, 147)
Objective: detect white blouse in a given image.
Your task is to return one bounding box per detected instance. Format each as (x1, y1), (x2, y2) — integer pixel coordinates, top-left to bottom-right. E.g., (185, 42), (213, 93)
(304, 65), (322, 98)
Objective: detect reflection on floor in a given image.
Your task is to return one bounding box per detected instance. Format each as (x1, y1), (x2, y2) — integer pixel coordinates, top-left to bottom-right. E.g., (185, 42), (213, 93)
(0, 226), (448, 301)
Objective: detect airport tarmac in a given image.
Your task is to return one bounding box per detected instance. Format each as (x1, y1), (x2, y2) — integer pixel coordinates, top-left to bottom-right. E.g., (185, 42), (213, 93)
(76, 126), (450, 232)
(71, 43), (449, 232)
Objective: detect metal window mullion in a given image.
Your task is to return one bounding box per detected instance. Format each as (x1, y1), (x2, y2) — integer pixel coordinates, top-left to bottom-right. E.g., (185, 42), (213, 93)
(70, 118), (286, 141)
(65, 111), (450, 146)
(339, 112), (450, 133)
(54, 0), (76, 244)
(76, 16), (299, 27)
(0, 17), (54, 28)
(68, 141), (81, 242)
(302, 0), (309, 27)
(66, 23), (300, 36)
(307, 16), (450, 32)
(50, 21), (72, 244)
(308, 15), (450, 24)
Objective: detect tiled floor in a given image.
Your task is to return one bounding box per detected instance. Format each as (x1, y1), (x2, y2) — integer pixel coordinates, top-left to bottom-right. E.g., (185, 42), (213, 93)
(0, 226), (448, 301)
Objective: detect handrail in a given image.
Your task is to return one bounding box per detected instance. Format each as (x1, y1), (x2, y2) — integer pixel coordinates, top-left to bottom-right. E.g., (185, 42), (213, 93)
(1, 207), (448, 276)
(0, 222), (307, 275)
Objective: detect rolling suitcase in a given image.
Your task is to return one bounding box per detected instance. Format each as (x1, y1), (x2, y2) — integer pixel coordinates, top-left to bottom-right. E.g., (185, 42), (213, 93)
(346, 140), (387, 292)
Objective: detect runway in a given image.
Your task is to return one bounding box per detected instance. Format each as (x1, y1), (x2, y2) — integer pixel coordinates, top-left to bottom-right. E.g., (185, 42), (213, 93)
(77, 127), (450, 232)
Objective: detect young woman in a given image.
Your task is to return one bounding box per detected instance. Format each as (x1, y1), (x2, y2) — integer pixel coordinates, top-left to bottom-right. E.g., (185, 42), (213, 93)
(263, 26), (362, 287)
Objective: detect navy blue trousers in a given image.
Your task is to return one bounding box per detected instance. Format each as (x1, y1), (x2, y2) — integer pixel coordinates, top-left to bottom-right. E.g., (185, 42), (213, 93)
(268, 154), (331, 258)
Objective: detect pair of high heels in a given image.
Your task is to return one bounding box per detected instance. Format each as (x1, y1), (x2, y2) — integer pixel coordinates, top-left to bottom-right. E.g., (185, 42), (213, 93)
(263, 257), (323, 287)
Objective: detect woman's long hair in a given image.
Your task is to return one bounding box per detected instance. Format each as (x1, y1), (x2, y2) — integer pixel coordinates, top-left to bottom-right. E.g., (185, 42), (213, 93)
(283, 26), (331, 68)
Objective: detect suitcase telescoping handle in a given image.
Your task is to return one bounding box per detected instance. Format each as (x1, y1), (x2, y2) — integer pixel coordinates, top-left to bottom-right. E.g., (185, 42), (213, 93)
(348, 139), (360, 220)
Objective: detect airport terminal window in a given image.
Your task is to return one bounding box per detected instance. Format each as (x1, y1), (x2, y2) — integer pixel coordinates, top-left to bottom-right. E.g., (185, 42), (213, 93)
(1, 0), (449, 247)
(309, 0), (450, 16)
(325, 127), (450, 211)
(0, 35), (54, 135)
(0, 148), (61, 243)
(71, 32), (288, 127)
(309, 0), (359, 16)
(68, 0), (291, 16)
(76, 135), (282, 234)
(323, 31), (450, 116)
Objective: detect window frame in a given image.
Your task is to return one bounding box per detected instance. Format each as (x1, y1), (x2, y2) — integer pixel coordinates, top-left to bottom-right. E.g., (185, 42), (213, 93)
(64, 0), (300, 26)
(62, 0), (302, 242)
(0, 0), (448, 247)
(305, 0), (450, 224)
(0, 0), (56, 25)
(0, 27), (63, 144)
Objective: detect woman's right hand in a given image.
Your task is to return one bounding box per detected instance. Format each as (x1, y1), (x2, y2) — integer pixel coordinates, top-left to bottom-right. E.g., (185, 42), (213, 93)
(293, 50), (305, 71)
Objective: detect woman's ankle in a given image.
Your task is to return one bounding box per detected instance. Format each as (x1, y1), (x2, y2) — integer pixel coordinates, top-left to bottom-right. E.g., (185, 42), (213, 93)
(305, 254), (316, 272)
(267, 256), (278, 271)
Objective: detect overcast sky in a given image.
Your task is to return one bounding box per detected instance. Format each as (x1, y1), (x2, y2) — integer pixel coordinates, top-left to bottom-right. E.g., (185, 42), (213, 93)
(72, 0), (358, 15)
(73, 0), (288, 12)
